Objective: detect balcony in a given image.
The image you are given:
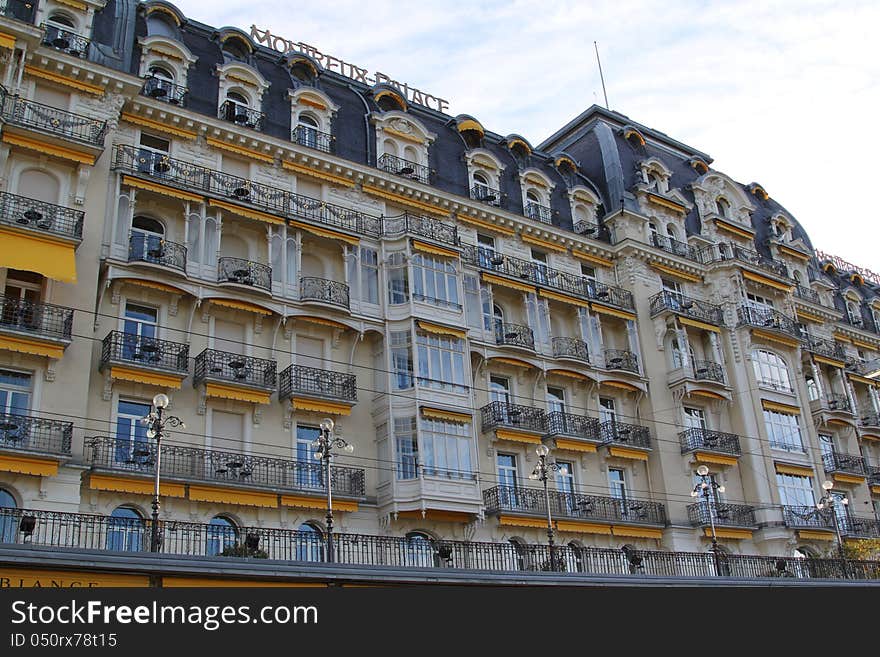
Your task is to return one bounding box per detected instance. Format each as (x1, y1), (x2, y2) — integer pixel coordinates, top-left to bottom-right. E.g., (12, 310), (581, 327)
(300, 277), (350, 310)
(217, 257), (271, 293)
(782, 505), (835, 531)
(687, 502), (757, 529)
(278, 364), (357, 405)
(141, 76), (187, 106)
(483, 486), (666, 527)
(85, 435), (365, 499)
(41, 23), (89, 58)
(480, 401), (546, 435)
(494, 322), (534, 351)
(859, 413), (880, 431)
(128, 233), (187, 274)
(377, 153), (430, 185)
(846, 357), (880, 378)
(840, 516), (880, 539)
(193, 349), (277, 392)
(219, 100), (264, 131)
(382, 212), (458, 248)
(552, 337), (590, 364)
(737, 306), (801, 341)
(113, 145), (381, 237)
(0, 88), (107, 148)
(806, 337), (846, 362)
(573, 220), (600, 237)
(600, 420), (651, 450)
(1, 0), (35, 22)
(0, 412), (72, 457)
(649, 291), (724, 326)
(0, 294), (73, 346)
(692, 360), (725, 384)
(603, 349), (639, 374)
(470, 184), (502, 207)
(702, 243), (789, 280)
(821, 451), (867, 478)
(100, 331), (189, 378)
(869, 465), (880, 486)
(0, 191), (85, 244)
(679, 427), (741, 458)
(545, 411), (601, 444)
(794, 285), (821, 305)
(651, 234), (701, 262)
(524, 201), (552, 224)
(824, 393), (852, 414)
(291, 125), (334, 154)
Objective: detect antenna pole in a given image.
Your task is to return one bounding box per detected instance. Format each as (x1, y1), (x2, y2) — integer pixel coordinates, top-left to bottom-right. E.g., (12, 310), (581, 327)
(594, 41), (609, 109)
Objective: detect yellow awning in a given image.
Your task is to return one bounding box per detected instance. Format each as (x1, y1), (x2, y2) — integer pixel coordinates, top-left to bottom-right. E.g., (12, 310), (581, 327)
(694, 451), (738, 466)
(600, 380), (641, 392)
(571, 250), (613, 267)
(208, 199), (284, 226)
(291, 398), (353, 416)
(294, 315), (351, 330)
(521, 234), (566, 253)
(416, 320), (466, 339)
(714, 218), (755, 239)
(482, 272), (535, 294)
(547, 368), (590, 381)
(612, 526), (663, 539)
(798, 530), (834, 541)
(690, 390), (728, 400)
(651, 263), (701, 283)
(109, 366), (184, 389)
(420, 406), (472, 423)
(457, 118), (484, 135)
(554, 438), (597, 453)
(189, 485), (278, 508)
(833, 473), (866, 485)
(608, 446), (649, 461)
(207, 298), (274, 315)
(591, 304), (637, 321)
(779, 245), (811, 262)
(120, 112), (198, 140)
(0, 228), (77, 283)
(455, 213), (516, 236)
(539, 289), (590, 308)
(497, 516), (549, 530)
(556, 520), (613, 535)
(494, 429), (541, 444)
(0, 32), (16, 50)
(0, 335), (65, 360)
(2, 133), (95, 165)
(679, 316), (721, 333)
(490, 357), (537, 369)
(742, 270), (793, 292)
(813, 355), (845, 369)
(762, 400), (801, 415)
(281, 494), (358, 512)
(411, 240), (458, 258)
(205, 382), (272, 405)
(751, 329), (801, 348)
(289, 218), (359, 246)
(0, 454), (59, 477)
(707, 528), (753, 540)
(117, 278), (190, 296)
(796, 309), (824, 324)
(88, 474), (185, 498)
(122, 175), (203, 203)
(206, 137), (274, 164)
(775, 462), (813, 477)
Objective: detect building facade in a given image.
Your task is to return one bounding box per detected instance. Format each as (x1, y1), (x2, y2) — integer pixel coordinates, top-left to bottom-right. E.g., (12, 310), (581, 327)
(0, 0), (879, 583)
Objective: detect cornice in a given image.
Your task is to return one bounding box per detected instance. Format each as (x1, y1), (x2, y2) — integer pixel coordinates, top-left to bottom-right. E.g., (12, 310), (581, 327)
(25, 49), (143, 96)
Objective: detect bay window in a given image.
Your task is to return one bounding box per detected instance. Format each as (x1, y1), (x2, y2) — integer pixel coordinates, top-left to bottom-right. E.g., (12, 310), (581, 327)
(420, 418), (474, 479)
(764, 408), (804, 452)
(411, 253), (459, 308)
(416, 332), (466, 392)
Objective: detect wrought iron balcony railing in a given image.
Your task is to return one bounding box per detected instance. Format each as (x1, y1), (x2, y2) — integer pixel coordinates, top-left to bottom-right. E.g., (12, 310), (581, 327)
(291, 125), (334, 154)
(869, 465), (880, 486)
(691, 360), (725, 384)
(649, 290), (724, 326)
(525, 201), (552, 224)
(480, 401), (546, 434)
(483, 486), (666, 526)
(822, 451), (866, 477)
(587, 280), (635, 310)
(128, 233), (187, 273)
(1, 0), (35, 23)
(600, 420), (651, 450)
(701, 242), (790, 279)
(0, 412), (72, 455)
(545, 411), (600, 442)
(377, 153), (430, 185)
(41, 23), (89, 58)
(85, 436), (365, 498)
(217, 257), (271, 292)
(806, 337), (846, 361)
(552, 337), (590, 363)
(300, 277), (350, 310)
(0, 88), (107, 146)
(840, 516), (880, 539)
(218, 100), (264, 131)
(821, 393), (852, 414)
(382, 212), (457, 247)
(494, 322), (535, 350)
(101, 331), (189, 375)
(846, 358), (880, 377)
(687, 501), (757, 528)
(0, 294), (73, 342)
(783, 505), (836, 530)
(603, 349), (639, 373)
(573, 220), (600, 237)
(794, 284), (821, 304)
(679, 427), (741, 456)
(737, 306), (801, 340)
(278, 364), (357, 403)
(194, 349), (277, 390)
(470, 184), (502, 207)
(0, 190), (85, 242)
(651, 234), (701, 262)
(141, 76), (188, 106)
(860, 413), (880, 429)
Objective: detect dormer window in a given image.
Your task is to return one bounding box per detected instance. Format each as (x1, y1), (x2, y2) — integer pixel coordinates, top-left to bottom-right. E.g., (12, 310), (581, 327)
(146, 13), (176, 38)
(43, 11), (87, 58)
(847, 301), (863, 327)
(715, 197), (730, 218)
(646, 172), (662, 192)
(295, 114), (320, 149)
(222, 38), (250, 63)
(473, 173), (496, 203)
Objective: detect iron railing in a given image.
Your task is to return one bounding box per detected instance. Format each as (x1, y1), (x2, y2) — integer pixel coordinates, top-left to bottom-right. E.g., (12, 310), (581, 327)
(128, 233), (187, 273)
(545, 411), (600, 442)
(846, 357), (880, 377)
(552, 337), (590, 363)
(869, 465), (880, 486)
(649, 290), (724, 326)
(141, 76), (188, 106)
(300, 276), (350, 309)
(470, 184), (502, 207)
(41, 23), (90, 58)
(113, 145), (381, 237)
(480, 401), (546, 434)
(823, 393), (852, 414)
(0, 294), (73, 342)
(701, 242), (789, 279)
(822, 451), (867, 477)
(600, 420), (651, 449)
(839, 516), (880, 539)
(382, 212), (458, 247)
(587, 280), (635, 310)
(687, 502), (757, 528)
(194, 349), (277, 390)
(737, 306), (801, 340)
(218, 100), (264, 131)
(278, 364), (357, 403)
(217, 257), (272, 292)
(794, 285), (821, 304)
(0, 190), (84, 242)
(524, 201), (552, 224)
(782, 505), (836, 530)
(603, 349), (639, 373)
(651, 234), (701, 262)
(85, 436), (365, 498)
(806, 337), (847, 361)
(292, 125), (334, 153)
(0, 0), (35, 23)
(0, 87), (107, 145)
(377, 153), (430, 185)
(679, 427), (741, 456)
(692, 360), (725, 384)
(0, 412), (72, 455)
(860, 413), (880, 429)
(573, 220), (600, 237)
(494, 322), (535, 350)
(101, 331), (189, 375)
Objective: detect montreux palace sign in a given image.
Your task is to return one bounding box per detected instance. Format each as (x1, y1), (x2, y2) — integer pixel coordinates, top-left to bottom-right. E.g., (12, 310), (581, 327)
(250, 25), (450, 113)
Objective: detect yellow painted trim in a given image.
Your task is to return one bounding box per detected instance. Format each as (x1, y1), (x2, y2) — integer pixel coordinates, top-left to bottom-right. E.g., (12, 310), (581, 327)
(827, 418), (856, 429)
(420, 406), (472, 423)
(679, 316), (721, 333)
(651, 263), (701, 283)
(554, 154), (576, 169)
(601, 380), (641, 392)
(608, 446), (649, 461)
(547, 368), (590, 381)
(690, 390), (728, 400)
(742, 270), (794, 292)
(591, 304), (637, 321)
(207, 198), (284, 226)
(88, 474), (185, 498)
(189, 485), (278, 508)
(762, 400), (801, 415)
(411, 240), (458, 258)
(281, 494), (358, 512)
(715, 218), (755, 239)
(374, 89), (406, 110)
(207, 297), (273, 315)
(491, 357), (537, 369)
(144, 4), (182, 25)
(456, 118), (484, 135)
(2, 133), (96, 165)
(508, 138), (531, 154)
(298, 97), (327, 111)
(554, 438), (597, 453)
(539, 289), (590, 309)
(694, 451), (739, 466)
(455, 213), (516, 236)
(852, 338), (877, 350)
(122, 175), (203, 203)
(646, 193), (687, 214)
(204, 382), (272, 405)
(117, 278), (189, 296)
(812, 355), (845, 369)
(164, 577), (325, 588)
(497, 515), (547, 529)
(361, 184), (443, 215)
(397, 509), (476, 523)
(416, 320), (466, 339)
(206, 137), (274, 164)
(796, 309), (825, 323)
(557, 520), (612, 535)
(56, 0), (87, 10)
(0, 335), (65, 360)
(848, 373), (880, 387)
(871, 485), (880, 495)
(494, 429), (542, 444)
(0, 568), (150, 588)
(293, 315), (350, 330)
(481, 272), (535, 294)
(109, 366), (184, 389)
(119, 113), (197, 140)
(283, 160), (355, 188)
(707, 528), (754, 540)
(798, 530), (834, 541)
(778, 245), (811, 262)
(860, 433), (880, 442)
(289, 217), (360, 246)
(775, 463), (813, 477)
(571, 249), (613, 267)
(521, 233), (566, 253)
(832, 473), (865, 484)
(23, 66), (103, 95)
(612, 526), (663, 539)
(0, 454), (58, 477)
(383, 127), (424, 144)
(751, 329), (801, 349)
(0, 32), (16, 50)
(833, 332), (851, 343)
(291, 398), (353, 416)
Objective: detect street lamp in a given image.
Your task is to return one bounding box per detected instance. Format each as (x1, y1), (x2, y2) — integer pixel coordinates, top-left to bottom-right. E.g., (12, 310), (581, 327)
(691, 464), (725, 576)
(312, 417), (353, 563)
(141, 393), (185, 553)
(528, 443), (567, 571)
(817, 480), (849, 573)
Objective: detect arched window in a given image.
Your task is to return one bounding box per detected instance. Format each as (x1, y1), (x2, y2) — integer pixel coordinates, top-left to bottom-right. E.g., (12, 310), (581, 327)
(106, 507), (144, 552)
(752, 349), (792, 391)
(0, 488), (16, 544)
(47, 13), (75, 29)
(129, 216), (164, 263)
(646, 171), (662, 192)
(295, 522), (324, 562)
(223, 91), (253, 125)
(473, 172), (494, 201)
(44, 13), (84, 57)
(146, 15), (176, 38)
(295, 113), (319, 149)
(525, 190), (542, 221)
(715, 197), (730, 218)
(148, 65), (174, 84)
(206, 516), (238, 556)
(145, 64), (178, 102)
(221, 38), (249, 62)
(403, 531), (435, 567)
(846, 301), (863, 327)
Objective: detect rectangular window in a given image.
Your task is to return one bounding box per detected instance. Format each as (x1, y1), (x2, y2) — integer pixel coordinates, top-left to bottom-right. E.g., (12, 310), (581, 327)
(387, 252), (408, 305)
(122, 303), (158, 361)
(0, 369), (31, 422)
(746, 293), (773, 310)
(477, 234), (497, 268)
(463, 274), (483, 329)
(420, 418), (473, 479)
(139, 132), (170, 154)
(395, 417), (418, 480)
(390, 331), (413, 390)
(295, 425), (322, 488)
(411, 254), (460, 308)
(546, 386), (566, 414)
(360, 247), (379, 304)
(416, 332), (466, 392)
(776, 473), (814, 507)
(556, 460), (574, 493)
(114, 399), (151, 467)
(497, 453), (517, 487)
(599, 397), (616, 424)
(764, 409), (804, 452)
(608, 468), (627, 500)
(683, 407), (706, 430)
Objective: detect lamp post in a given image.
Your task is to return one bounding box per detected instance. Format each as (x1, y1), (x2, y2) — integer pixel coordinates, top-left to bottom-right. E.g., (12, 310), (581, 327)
(817, 480), (849, 576)
(528, 443), (567, 571)
(141, 393), (185, 553)
(691, 464), (725, 576)
(312, 417), (353, 563)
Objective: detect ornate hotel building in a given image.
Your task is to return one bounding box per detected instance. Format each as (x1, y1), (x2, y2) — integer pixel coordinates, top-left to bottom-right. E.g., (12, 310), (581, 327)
(0, 0), (879, 584)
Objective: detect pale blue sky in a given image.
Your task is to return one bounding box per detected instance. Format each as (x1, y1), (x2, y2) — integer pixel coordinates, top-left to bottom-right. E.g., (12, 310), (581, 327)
(171, 0), (880, 271)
